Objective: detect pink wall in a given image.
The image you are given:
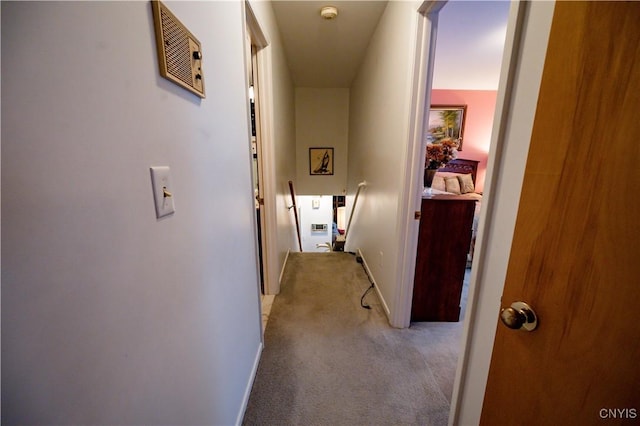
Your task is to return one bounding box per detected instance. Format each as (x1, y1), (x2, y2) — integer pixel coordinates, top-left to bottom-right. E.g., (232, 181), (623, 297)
(430, 89), (497, 192)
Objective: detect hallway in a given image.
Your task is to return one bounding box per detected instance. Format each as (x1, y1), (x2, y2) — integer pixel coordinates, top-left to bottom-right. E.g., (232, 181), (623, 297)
(253, 0), (507, 323)
(1, 2), (509, 424)
(247, 253), (470, 425)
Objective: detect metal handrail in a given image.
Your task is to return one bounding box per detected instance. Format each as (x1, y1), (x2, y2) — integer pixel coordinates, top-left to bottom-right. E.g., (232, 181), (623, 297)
(345, 181), (366, 239)
(288, 180), (303, 252)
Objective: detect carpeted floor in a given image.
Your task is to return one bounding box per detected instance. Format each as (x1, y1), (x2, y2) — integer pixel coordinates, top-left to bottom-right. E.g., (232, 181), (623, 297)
(243, 252), (468, 426)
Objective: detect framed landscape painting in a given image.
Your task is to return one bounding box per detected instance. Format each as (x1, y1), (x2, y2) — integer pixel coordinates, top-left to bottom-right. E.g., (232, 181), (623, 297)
(427, 105), (467, 150)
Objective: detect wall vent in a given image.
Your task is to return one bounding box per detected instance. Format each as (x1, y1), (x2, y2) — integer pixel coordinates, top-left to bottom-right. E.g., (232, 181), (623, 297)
(151, 1), (205, 98)
(311, 224), (328, 233)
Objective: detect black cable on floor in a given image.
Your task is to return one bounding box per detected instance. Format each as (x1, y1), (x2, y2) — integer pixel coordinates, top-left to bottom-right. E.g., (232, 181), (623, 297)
(355, 255), (375, 309)
(360, 282), (375, 310)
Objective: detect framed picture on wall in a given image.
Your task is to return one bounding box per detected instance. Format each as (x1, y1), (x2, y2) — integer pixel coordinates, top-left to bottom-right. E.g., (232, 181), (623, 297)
(427, 105), (467, 150)
(309, 147), (334, 175)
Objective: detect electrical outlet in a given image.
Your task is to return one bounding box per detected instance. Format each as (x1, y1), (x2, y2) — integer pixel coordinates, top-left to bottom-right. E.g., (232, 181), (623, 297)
(150, 166), (175, 218)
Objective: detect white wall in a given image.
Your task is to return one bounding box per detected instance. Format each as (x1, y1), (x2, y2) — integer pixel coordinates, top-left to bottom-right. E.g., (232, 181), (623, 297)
(297, 195), (334, 252)
(2, 2), (261, 424)
(296, 88), (349, 195)
(346, 1), (421, 325)
(248, 1), (298, 293)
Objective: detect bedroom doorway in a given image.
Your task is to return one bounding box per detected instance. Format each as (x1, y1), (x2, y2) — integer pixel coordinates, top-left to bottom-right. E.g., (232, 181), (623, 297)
(405, 1), (509, 326)
(396, 1), (511, 421)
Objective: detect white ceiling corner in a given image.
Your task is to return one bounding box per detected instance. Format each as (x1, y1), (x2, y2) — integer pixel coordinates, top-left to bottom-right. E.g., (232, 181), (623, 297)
(271, 0), (511, 90)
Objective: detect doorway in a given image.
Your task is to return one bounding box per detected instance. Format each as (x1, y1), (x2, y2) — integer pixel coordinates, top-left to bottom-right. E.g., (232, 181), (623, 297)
(244, 2), (276, 334)
(245, 3), (269, 295)
(249, 44), (265, 292)
(417, 1), (509, 310)
(294, 195), (345, 252)
(404, 1), (511, 422)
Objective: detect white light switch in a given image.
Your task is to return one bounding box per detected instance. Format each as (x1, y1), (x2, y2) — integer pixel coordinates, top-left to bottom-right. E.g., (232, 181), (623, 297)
(150, 166), (175, 218)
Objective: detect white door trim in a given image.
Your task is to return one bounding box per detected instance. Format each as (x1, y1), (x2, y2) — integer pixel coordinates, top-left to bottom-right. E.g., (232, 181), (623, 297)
(392, 0), (446, 329)
(449, 2), (556, 424)
(255, 48), (279, 296)
(244, 1), (280, 296)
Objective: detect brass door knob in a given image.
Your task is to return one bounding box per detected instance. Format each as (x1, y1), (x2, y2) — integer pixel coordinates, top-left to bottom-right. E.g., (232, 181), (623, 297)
(500, 301), (538, 331)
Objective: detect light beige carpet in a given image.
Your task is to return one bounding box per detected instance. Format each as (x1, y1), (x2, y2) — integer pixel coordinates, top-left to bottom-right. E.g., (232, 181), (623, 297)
(243, 252), (467, 426)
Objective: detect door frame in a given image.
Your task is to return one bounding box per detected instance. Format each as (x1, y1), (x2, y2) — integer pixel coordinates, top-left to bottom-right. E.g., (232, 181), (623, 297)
(244, 1), (279, 297)
(449, 2), (556, 423)
(392, 0), (446, 329)
(397, 0), (557, 423)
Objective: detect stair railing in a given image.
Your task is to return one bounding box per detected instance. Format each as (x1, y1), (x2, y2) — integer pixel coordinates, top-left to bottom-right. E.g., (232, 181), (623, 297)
(334, 181), (366, 251)
(288, 180), (303, 252)
(345, 181), (367, 239)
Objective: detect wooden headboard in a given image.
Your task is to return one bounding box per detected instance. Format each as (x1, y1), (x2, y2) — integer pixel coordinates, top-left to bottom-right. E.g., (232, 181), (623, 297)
(439, 158), (480, 184)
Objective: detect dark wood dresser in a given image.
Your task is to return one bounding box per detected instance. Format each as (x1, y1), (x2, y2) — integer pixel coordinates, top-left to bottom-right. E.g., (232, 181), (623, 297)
(411, 195), (476, 322)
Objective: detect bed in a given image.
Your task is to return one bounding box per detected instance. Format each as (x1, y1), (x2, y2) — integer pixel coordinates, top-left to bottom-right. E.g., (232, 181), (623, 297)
(429, 158), (481, 197)
(424, 158), (482, 265)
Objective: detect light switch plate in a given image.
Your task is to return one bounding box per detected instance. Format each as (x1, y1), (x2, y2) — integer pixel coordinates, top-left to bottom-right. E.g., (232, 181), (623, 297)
(150, 166), (175, 218)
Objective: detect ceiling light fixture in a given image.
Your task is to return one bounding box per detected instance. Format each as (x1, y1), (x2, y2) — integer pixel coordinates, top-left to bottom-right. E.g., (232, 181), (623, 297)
(320, 6), (338, 20)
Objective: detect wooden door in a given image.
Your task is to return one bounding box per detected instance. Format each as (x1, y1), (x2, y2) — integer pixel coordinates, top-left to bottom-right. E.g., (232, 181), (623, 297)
(481, 2), (640, 424)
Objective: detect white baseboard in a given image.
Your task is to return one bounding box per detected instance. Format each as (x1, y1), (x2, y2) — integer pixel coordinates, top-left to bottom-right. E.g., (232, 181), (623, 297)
(279, 249), (290, 285)
(235, 341), (263, 426)
(357, 248), (392, 317)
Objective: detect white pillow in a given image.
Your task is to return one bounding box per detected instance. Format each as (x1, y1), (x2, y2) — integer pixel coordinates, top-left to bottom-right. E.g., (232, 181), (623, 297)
(432, 176), (446, 191)
(457, 174), (475, 194)
(436, 171), (462, 180)
(445, 177), (461, 194)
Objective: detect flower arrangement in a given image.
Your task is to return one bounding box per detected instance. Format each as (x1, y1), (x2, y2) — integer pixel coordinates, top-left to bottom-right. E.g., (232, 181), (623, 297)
(425, 138), (459, 170)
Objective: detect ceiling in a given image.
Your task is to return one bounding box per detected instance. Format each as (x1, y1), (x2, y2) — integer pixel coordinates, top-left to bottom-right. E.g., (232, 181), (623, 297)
(271, 0), (511, 90)
(271, 1), (388, 88)
(433, 1), (511, 90)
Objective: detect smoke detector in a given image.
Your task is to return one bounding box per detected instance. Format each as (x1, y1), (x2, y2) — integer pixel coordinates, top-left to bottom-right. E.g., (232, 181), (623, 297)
(320, 6), (338, 20)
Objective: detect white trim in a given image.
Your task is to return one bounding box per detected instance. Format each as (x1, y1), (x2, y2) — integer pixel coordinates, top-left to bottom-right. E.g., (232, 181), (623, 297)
(449, 1), (556, 424)
(256, 47), (280, 296)
(393, 1), (447, 329)
(244, 1), (267, 48)
(242, 1), (267, 347)
(235, 341), (263, 426)
(279, 249), (290, 285)
(245, 1), (279, 296)
(449, 1), (527, 421)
